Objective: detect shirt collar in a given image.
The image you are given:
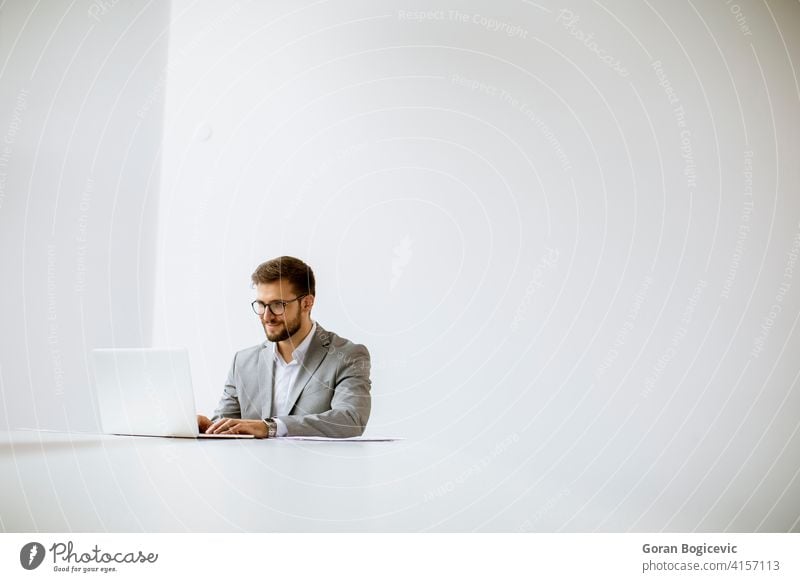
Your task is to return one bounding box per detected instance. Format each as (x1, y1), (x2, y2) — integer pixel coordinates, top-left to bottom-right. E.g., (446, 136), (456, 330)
(272, 321), (317, 364)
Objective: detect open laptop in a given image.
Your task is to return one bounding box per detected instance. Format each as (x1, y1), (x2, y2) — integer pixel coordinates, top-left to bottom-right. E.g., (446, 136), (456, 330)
(91, 348), (254, 439)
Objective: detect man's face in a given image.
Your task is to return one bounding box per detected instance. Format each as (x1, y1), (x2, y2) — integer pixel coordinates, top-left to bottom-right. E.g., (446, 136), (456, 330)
(255, 280), (308, 342)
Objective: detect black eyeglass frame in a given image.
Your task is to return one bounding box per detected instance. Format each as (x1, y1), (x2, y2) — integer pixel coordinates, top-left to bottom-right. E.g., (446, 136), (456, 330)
(251, 294), (308, 316)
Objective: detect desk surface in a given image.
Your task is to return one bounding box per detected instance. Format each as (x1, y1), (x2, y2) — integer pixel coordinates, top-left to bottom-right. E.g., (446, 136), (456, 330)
(1, 430), (795, 532)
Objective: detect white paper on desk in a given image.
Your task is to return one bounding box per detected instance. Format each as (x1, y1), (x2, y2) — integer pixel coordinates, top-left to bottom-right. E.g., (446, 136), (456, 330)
(281, 436), (404, 442)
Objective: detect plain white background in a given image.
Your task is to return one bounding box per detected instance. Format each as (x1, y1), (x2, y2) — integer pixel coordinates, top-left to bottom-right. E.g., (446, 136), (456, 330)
(1, 0), (799, 531)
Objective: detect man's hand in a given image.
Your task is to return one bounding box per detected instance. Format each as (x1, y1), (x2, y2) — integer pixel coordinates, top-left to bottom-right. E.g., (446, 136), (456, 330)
(197, 415), (212, 434)
(206, 418), (269, 438)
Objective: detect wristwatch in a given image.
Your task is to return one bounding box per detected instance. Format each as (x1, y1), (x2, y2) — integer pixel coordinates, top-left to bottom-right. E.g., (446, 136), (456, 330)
(262, 418), (278, 438)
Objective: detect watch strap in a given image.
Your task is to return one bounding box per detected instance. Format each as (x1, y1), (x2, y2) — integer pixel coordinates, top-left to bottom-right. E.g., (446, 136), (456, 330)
(263, 418), (278, 438)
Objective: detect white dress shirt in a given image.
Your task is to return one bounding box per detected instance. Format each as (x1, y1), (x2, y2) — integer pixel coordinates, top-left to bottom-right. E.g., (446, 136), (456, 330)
(270, 321), (317, 437)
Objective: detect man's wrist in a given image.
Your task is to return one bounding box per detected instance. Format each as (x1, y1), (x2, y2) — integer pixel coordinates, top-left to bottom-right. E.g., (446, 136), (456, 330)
(262, 418), (278, 438)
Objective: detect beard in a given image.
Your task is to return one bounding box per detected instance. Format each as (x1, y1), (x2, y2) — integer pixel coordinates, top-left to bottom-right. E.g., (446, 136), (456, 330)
(264, 311), (302, 342)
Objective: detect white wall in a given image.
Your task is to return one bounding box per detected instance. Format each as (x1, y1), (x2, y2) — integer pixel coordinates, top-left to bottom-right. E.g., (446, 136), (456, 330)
(152, 0), (800, 530)
(0, 0), (170, 432)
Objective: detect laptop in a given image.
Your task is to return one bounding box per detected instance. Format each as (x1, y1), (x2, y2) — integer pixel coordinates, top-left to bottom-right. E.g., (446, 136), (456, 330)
(91, 348), (254, 439)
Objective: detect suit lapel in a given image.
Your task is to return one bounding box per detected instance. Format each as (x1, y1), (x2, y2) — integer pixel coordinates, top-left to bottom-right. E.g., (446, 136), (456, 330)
(257, 343), (275, 418)
(285, 324), (330, 413)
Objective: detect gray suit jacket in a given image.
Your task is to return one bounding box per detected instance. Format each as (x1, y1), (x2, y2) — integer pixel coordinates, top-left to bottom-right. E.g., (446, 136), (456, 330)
(211, 324), (371, 437)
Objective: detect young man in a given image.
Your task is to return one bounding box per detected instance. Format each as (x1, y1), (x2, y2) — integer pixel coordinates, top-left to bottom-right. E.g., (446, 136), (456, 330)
(198, 256), (371, 438)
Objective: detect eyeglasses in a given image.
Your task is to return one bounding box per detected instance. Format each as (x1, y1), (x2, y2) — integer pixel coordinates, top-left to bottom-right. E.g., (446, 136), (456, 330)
(251, 294), (308, 316)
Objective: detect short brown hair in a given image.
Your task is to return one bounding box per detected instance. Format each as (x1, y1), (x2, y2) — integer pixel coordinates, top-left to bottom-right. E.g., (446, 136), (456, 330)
(251, 256), (316, 296)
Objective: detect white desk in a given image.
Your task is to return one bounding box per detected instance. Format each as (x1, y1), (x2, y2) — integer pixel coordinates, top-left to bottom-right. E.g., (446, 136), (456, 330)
(0, 430), (794, 532)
